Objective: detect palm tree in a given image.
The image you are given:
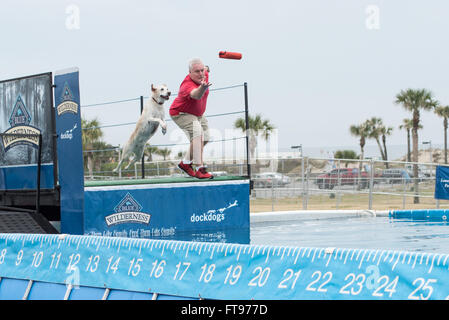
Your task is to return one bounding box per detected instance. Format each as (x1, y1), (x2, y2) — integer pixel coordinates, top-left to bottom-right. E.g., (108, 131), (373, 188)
(366, 117), (392, 167)
(145, 146), (160, 162)
(350, 122), (370, 161)
(395, 88), (438, 203)
(435, 105), (449, 164)
(334, 150), (358, 168)
(177, 151), (186, 159)
(234, 114), (275, 161)
(81, 118), (104, 178)
(366, 117), (386, 161)
(350, 122), (370, 189)
(156, 148), (172, 161)
(91, 141), (116, 174)
(379, 125), (393, 167)
(398, 119), (414, 163)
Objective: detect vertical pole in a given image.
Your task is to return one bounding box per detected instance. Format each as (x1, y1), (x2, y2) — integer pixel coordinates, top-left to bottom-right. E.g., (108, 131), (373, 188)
(140, 96), (145, 179)
(244, 83), (251, 179)
(403, 163), (406, 209)
(233, 137), (236, 165)
(369, 159), (374, 210)
(36, 134), (42, 214)
(305, 157), (309, 209)
(436, 164), (440, 208)
(301, 156), (305, 210)
(336, 159), (341, 209)
(117, 148), (122, 179)
(402, 179), (406, 209)
(222, 139), (225, 165)
(50, 79), (58, 189)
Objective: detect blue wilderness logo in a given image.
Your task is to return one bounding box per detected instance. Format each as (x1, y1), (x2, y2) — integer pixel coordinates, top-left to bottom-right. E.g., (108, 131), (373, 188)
(1, 95), (41, 151)
(9, 95), (31, 127)
(56, 82), (78, 116)
(105, 193), (151, 226)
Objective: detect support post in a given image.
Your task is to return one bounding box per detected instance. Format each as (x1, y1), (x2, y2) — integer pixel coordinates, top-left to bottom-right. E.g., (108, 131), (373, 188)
(140, 96), (145, 179)
(36, 134), (42, 214)
(301, 156), (305, 210)
(54, 67), (84, 234)
(244, 83), (251, 180)
(369, 159), (374, 210)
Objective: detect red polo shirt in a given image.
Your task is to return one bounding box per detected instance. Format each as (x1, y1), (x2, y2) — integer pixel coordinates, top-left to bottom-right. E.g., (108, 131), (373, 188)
(169, 72), (209, 117)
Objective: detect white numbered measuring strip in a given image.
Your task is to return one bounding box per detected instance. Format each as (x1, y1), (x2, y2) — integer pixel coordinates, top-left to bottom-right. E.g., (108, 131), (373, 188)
(0, 233), (448, 300)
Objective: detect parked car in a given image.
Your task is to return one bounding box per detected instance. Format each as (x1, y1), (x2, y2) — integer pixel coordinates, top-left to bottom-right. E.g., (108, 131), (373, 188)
(381, 169), (411, 184)
(253, 172), (291, 188)
(404, 164), (429, 180)
(316, 168), (378, 189)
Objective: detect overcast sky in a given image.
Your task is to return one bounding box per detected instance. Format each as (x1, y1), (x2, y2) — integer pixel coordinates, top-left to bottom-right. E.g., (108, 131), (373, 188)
(1, 0), (449, 159)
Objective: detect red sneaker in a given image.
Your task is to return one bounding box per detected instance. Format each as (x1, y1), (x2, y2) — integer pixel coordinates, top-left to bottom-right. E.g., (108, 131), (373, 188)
(178, 161), (196, 177)
(195, 167), (214, 179)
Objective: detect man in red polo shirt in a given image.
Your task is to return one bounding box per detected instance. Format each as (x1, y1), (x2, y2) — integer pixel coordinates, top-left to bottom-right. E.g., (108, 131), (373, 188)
(170, 58), (213, 179)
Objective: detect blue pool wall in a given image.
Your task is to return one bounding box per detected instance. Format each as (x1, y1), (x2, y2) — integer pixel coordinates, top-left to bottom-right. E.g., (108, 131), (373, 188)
(1, 209), (449, 300)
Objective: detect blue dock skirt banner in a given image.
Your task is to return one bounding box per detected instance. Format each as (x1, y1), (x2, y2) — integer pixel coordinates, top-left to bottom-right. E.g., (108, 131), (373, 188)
(435, 165), (449, 200)
(54, 68), (84, 234)
(84, 180), (250, 241)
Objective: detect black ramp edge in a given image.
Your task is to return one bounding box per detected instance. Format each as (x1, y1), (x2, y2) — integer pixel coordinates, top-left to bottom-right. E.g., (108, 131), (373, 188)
(0, 209), (59, 234)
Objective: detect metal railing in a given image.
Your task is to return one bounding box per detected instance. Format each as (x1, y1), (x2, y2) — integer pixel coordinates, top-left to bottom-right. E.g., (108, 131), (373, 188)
(250, 156), (444, 212)
(84, 157), (248, 180)
(83, 154), (447, 211)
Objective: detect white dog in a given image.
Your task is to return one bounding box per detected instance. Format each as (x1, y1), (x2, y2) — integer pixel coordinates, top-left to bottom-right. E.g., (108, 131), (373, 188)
(113, 84), (171, 173)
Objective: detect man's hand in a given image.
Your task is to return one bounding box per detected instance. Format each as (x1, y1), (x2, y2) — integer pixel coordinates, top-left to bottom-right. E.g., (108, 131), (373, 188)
(200, 79), (212, 88)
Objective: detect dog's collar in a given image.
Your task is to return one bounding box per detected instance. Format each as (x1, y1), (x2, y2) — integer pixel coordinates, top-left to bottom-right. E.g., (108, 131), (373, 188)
(152, 97), (164, 105)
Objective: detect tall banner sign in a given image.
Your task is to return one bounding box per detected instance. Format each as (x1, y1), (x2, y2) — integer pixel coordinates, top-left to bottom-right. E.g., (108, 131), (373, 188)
(434, 165), (449, 200)
(54, 68), (84, 234)
(0, 72), (55, 190)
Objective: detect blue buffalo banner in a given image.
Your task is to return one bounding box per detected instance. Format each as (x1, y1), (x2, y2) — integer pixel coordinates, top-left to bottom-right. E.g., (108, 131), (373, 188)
(434, 165), (449, 200)
(54, 68), (84, 234)
(84, 180), (250, 243)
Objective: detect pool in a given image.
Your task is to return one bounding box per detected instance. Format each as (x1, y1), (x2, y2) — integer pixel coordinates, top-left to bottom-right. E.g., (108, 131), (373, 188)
(133, 209), (449, 252)
(250, 210), (449, 253)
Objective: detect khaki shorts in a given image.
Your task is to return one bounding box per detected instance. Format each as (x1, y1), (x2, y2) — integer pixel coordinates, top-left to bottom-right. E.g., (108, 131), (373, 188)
(171, 112), (210, 142)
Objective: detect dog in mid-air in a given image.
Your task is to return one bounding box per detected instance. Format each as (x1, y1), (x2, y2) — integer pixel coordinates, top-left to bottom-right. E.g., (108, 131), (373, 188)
(113, 84), (171, 173)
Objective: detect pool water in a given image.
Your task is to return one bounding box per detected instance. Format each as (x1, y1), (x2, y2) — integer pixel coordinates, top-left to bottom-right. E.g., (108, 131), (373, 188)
(250, 215), (449, 253)
(129, 210), (449, 253)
